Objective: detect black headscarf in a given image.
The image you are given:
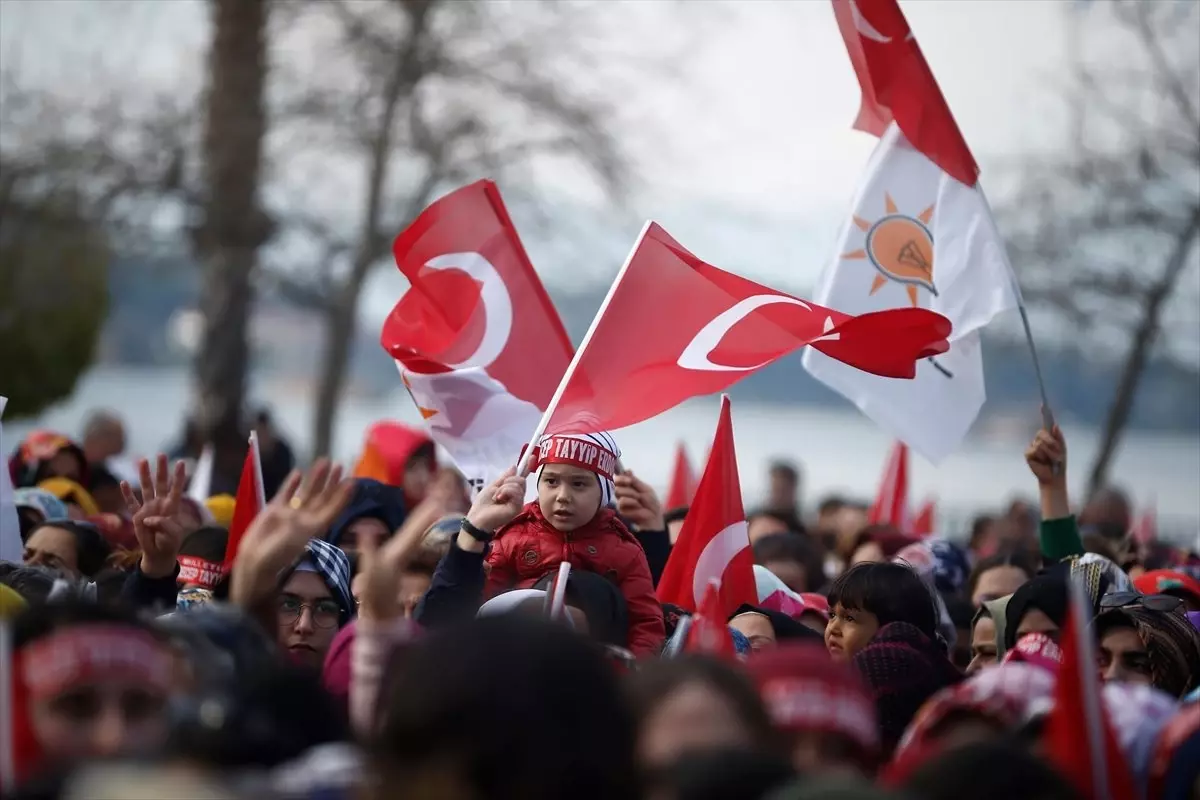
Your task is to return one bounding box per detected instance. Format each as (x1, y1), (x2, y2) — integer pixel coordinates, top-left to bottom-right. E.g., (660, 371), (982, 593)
(1003, 575), (1069, 651)
(729, 604), (824, 643)
(534, 570), (629, 648)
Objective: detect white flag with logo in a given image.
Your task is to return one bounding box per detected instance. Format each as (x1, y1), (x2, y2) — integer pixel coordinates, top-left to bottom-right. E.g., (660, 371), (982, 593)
(802, 123), (1020, 463)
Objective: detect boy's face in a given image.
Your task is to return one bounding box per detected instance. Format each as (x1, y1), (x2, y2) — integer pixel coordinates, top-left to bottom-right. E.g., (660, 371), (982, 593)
(537, 464), (602, 532)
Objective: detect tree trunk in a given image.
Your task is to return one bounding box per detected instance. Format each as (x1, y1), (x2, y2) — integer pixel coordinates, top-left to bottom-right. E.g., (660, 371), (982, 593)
(309, 2), (435, 458)
(1087, 212), (1200, 497)
(192, 0), (271, 483)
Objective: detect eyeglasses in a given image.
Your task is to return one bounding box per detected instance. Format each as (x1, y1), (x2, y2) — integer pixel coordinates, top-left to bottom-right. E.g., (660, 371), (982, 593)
(277, 595), (342, 628)
(1098, 592), (1183, 613)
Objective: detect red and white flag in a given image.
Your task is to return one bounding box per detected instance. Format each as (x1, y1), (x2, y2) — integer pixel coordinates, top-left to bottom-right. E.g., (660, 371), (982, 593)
(382, 180), (573, 495)
(868, 441), (909, 531)
(665, 442), (698, 509)
(1044, 579), (1136, 800)
(910, 497), (936, 537)
(657, 396), (756, 617)
(221, 432), (266, 573)
(684, 579), (739, 659)
(533, 221), (949, 438)
(802, 0), (1021, 463)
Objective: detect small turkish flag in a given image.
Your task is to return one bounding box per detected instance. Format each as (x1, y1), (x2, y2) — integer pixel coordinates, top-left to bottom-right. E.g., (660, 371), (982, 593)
(910, 498), (936, 537)
(685, 579), (739, 659)
(542, 222), (950, 436)
(222, 432), (266, 573)
(665, 442), (697, 510)
(1043, 579), (1136, 800)
(868, 442), (910, 531)
(657, 395), (756, 618)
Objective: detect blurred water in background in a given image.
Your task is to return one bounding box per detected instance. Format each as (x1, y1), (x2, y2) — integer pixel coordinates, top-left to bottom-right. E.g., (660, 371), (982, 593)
(7, 366), (1199, 543)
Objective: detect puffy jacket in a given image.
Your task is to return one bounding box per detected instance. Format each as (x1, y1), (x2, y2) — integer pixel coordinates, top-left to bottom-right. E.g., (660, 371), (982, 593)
(484, 502), (665, 656)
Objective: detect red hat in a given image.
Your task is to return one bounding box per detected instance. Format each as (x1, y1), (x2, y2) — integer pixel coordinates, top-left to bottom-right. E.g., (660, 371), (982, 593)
(747, 642), (879, 756)
(1134, 569), (1200, 607)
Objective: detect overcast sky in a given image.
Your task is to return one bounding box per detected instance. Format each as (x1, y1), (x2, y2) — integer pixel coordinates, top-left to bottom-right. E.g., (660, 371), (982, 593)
(0, 0), (1087, 324)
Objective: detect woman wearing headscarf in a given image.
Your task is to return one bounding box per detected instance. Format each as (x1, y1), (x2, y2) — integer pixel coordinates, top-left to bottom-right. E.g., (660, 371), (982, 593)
(1004, 575), (1070, 651)
(965, 595), (1011, 675)
(9, 431), (89, 488)
(274, 538), (354, 670)
(13, 488), (70, 540)
(1093, 596), (1200, 698)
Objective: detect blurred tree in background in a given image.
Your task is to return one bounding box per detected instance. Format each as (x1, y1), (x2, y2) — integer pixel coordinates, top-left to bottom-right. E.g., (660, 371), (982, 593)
(0, 185), (110, 417)
(1004, 0), (1200, 497)
(265, 0), (633, 457)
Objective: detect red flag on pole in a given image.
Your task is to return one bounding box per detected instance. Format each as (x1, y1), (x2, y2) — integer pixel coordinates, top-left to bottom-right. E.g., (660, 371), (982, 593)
(222, 432), (266, 573)
(868, 442), (910, 531)
(665, 442), (698, 509)
(911, 498), (936, 537)
(518, 221), (950, 447)
(1043, 579), (1136, 800)
(684, 579), (738, 659)
(382, 180), (574, 495)
(657, 396), (756, 617)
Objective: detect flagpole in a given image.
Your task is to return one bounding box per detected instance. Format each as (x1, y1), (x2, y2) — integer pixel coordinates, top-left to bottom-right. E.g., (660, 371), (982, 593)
(977, 188), (1058, 435)
(515, 220), (654, 477)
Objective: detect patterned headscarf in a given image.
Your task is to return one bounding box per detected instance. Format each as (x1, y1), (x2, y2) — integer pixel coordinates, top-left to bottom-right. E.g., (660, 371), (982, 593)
(290, 539), (354, 624)
(1064, 552), (1133, 611)
(928, 540), (970, 595)
(1102, 683), (1180, 795)
(1094, 605), (1200, 699)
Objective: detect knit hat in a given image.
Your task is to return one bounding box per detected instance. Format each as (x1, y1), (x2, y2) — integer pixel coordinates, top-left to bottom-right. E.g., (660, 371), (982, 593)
(748, 642), (880, 757)
(530, 431), (621, 507)
(851, 621), (963, 753)
(204, 494), (236, 528)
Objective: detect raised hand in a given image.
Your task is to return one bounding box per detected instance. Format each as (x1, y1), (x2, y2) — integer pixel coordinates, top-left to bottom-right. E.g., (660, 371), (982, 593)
(1025, 424), (1067, 486)
(121, 454), (192, 578)
(356, 489), (451, 621)
(229, 459), (354, 608)
(614, 470), (665, 531)
(464, 467), (527, 534)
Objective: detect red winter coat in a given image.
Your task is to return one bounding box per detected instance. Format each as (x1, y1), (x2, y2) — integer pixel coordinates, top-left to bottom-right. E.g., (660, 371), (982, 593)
(484, 502), (665, 656)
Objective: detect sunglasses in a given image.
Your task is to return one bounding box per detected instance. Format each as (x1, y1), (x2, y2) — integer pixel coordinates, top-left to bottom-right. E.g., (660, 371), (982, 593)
(1098, 592), (1183, 613)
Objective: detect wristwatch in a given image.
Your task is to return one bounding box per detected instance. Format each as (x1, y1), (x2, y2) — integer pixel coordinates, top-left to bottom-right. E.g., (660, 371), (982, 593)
(460, 518), (495, 543)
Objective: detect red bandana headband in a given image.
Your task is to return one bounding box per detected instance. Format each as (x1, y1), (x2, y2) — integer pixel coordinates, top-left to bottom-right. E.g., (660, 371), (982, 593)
(760, 677), (879, 752)
(19, 625), (174, 701)
(534, 435), (618, 481)
(178, 555), (223, 589)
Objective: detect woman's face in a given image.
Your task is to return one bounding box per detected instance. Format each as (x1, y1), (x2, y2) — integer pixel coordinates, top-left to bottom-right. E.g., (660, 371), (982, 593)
(1097, 625), (1153, 686)
(276, 571), (341, 668)
(639, 681), (756, 770)
(31, 678), (170, 763)
(966, 615), (998, 676)
(46, 450), (84, 483)
(23, 525), (80, 577)
(825, 604), (879, 662)
(1014, 608), (1061, 643)
(972, 565), (1028, 606)
(728, 612), (777, 651)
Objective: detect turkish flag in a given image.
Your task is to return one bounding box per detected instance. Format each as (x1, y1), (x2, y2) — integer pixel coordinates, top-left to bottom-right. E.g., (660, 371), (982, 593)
(665, 442), (697, 509)
(382, 180), (573, 493)
(910, 497), (936, 537)
(657, 395), (757, 617)
(1044, 580), (1136, 800)
(832, 0), (977, 186)
(222, 432), (266, 573)
(543, 222), (950, 436)
(868, 441), (910, 531)
(684, 580), (739, 659)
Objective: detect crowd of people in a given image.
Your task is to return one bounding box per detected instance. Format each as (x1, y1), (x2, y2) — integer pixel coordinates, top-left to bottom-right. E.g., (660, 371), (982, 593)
(3, 408), (1200, 800)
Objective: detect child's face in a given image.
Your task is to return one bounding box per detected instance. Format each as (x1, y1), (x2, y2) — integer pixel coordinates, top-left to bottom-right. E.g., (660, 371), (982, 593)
(537, 464), (602, 532)
(824, 603), (880, 663)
